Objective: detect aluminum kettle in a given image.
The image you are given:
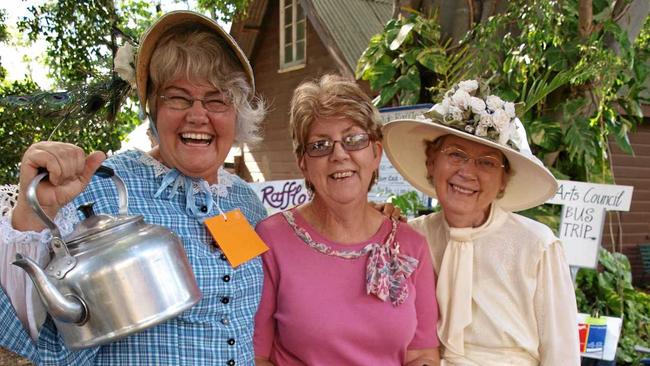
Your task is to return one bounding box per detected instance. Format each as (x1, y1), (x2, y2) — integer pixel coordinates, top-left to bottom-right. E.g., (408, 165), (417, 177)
(13, 166), (201, 350)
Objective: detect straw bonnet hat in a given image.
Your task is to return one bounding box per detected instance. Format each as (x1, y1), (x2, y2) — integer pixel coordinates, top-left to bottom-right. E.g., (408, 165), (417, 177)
(135, 10), (255, 110)
(382, 80), (557, 212)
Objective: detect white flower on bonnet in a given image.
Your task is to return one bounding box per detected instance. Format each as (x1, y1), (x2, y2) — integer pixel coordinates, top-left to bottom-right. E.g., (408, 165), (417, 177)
(114, 43), (137, 88)
(458, 80), (479, 93)
(423, 79), (525, 151)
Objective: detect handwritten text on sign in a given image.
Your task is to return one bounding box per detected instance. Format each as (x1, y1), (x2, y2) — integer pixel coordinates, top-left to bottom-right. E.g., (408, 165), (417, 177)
(546, 180), (633, 268)
(547, 180), (633, 211)
(249, 180), (309, 214)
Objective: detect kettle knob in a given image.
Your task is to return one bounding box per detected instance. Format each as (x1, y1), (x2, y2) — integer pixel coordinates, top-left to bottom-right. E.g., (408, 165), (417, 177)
(77, 202), (96, 218)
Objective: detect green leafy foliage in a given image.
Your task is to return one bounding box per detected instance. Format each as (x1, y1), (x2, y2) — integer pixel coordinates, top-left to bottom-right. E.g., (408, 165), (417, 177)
(0, 1), (252, 184)
(0, 9), (8, 80)
(358, 3), (649, 362)
(575, 249), (650, 364)
(0, 78), (140, 184)
(466, 0), (649, 184)
(0, 1), (153, 184)
(195, 0), (252, 22)
(356, 11), (471, 107)
(388, 191), (426, 218)
(359, 0), (648, 184)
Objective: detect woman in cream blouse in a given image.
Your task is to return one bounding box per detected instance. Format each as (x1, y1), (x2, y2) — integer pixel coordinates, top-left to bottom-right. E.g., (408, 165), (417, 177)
(382, 80), (580, 365)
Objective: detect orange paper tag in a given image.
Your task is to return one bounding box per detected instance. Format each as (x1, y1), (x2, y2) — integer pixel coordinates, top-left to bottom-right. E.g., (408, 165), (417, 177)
(204, 209), (269, 268)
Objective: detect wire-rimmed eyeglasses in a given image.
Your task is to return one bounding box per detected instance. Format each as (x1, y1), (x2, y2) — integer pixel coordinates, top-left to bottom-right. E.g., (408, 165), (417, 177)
(304, 133), (371, 157)
(439, 146), (505, 172)
(158, 95), (231, 113)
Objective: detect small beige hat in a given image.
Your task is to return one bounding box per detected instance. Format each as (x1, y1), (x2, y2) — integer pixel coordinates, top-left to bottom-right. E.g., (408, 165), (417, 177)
(135, 10), (254, 109)
(382, 80), (558, 212)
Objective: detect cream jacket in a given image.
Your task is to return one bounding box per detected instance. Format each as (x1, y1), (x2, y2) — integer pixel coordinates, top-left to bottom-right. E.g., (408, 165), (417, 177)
(410, 204), (580, 366)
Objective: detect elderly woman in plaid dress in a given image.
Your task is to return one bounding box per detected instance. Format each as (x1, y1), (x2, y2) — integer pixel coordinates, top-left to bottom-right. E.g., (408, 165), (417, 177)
(0, 11), (267, 365)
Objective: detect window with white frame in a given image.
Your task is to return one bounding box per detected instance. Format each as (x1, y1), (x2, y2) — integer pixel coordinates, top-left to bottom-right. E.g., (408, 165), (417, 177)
(279, 0), (306, 70)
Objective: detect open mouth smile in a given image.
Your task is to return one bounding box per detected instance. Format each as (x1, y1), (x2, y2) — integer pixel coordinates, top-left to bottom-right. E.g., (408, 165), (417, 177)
(329, 171), (355, 180)
(180, 132), (213, 146)
(449, 183), (478, 195)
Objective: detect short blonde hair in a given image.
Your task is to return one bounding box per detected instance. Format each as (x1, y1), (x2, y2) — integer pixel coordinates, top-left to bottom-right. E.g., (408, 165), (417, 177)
(289, 74), (383, 158)
(147, 25), (265, 144)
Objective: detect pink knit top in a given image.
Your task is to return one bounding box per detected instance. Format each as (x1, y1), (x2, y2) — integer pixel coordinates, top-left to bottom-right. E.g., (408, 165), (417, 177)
(254, 210), (439, 365)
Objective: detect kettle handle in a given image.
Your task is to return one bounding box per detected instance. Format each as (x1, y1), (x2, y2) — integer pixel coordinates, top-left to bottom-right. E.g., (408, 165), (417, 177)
(26, 165), (129, 240)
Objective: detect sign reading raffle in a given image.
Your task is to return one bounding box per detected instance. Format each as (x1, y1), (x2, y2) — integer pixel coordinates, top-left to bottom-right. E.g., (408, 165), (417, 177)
(249, 180), (309, 215)
(546, 180), (634, 268)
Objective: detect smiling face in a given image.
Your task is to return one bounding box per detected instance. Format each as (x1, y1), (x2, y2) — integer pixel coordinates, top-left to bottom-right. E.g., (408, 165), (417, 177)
(299, 117), (382, 208)
(427, 135), (508, 227)
(154, 78), (236, 183)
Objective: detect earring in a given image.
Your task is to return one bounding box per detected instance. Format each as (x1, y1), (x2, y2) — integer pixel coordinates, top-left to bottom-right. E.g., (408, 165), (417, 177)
(496, 188), (506, 199)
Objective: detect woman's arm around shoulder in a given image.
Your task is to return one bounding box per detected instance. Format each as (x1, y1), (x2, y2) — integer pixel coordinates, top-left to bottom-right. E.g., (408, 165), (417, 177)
(405, 348), (440, 366)
(255, 356), (275, 366)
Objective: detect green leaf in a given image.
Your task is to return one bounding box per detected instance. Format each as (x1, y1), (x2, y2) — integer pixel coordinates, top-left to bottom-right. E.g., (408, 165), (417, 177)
(416, 48), (447, 73)
(528, 119), (562, 150)
(520, 70), (576, 115)
(366, 61), (397, 90)
(374, 83), (399, 107)
(395, 66), (421, 92)
(606, 116), (634, 155)
(548, 166), (570, 180)
(388, 191), (425, 216)
(401, 48), (420, 66)
(399, 89), (420, 106)
(384, 27), (401, 49)
(564, 115), (599, 166)
(390, 23), (415, 50)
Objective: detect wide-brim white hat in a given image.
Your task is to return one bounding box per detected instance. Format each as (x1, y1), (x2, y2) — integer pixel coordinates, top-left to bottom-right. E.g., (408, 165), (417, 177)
(382, 118), (558, 212)
(135, 10), (254, 109)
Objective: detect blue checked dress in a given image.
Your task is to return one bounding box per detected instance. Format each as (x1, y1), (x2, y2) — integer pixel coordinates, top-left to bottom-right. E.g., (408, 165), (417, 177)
(0, 150), (267, 366)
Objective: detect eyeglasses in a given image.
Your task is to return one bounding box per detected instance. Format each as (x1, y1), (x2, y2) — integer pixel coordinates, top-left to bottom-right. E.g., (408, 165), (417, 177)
(305, 133), (371, 157)
(439, 146), (505, 171)
(158, 95), (231, 113)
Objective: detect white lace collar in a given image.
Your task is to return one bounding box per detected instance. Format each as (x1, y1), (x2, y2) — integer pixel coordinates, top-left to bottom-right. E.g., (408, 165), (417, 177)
(138, 151), (235, 198)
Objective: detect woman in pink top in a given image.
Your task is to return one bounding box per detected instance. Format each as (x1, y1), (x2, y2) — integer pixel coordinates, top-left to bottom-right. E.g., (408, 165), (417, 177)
(253, 74), (440, 366)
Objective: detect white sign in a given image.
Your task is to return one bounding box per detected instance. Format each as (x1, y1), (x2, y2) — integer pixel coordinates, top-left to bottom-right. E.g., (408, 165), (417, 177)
(547, 180), (633, 211)
(547, 180), (634, 268)
(371, 104), (434, 206)
(249, 179), (310, 215)
(368, 154), (430, 206)
(558, 205), (606, 268)
(379, 103), (433, 123)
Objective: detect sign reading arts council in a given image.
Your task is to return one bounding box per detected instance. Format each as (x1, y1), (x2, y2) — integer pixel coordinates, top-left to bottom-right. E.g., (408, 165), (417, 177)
(546, 180), (633, 268)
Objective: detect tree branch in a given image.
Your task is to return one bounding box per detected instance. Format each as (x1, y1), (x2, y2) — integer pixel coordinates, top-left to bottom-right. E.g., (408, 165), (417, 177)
(612, 0), (629, 22)
(466, 0), (474, 30)
(578, 0), (593, 38)
(392, 0), (400, 18)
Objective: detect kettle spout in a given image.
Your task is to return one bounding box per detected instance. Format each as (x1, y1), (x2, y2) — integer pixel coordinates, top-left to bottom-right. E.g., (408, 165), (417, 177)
(13, 254), (86, 324)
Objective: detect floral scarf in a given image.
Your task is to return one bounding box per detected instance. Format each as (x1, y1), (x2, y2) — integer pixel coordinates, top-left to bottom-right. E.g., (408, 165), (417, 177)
(282, 210), (419, 306)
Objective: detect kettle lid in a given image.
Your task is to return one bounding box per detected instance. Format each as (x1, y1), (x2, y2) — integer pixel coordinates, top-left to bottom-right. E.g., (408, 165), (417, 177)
(65, 202), (142, 243)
